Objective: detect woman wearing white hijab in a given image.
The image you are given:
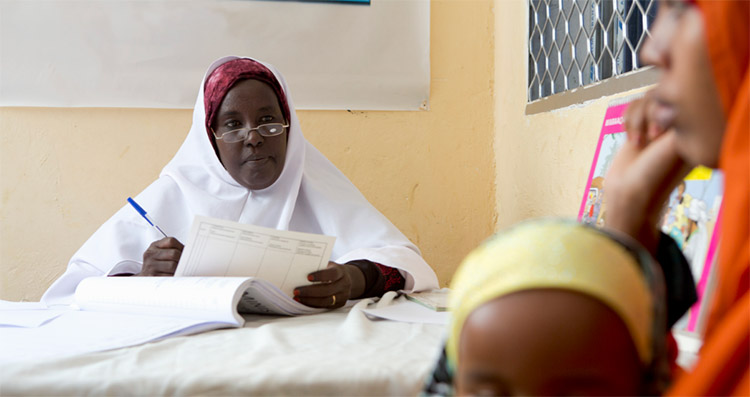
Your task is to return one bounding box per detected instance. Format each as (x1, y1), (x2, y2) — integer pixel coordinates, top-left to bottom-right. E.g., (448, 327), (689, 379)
(42, 56), (438, 308)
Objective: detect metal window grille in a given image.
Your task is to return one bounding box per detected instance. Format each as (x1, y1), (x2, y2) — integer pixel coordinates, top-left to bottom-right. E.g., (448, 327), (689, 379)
(528, 0), (657, 102)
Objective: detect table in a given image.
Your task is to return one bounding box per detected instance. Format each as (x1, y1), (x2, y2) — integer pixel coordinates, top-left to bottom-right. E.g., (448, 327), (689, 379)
(0, 301), (446, 396)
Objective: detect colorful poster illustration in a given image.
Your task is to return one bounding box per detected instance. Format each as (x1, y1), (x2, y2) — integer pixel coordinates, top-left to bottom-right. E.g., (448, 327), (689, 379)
(578, 100), (628, 227)
(663, 168), (723, 333)
(578, 96), (724, 335)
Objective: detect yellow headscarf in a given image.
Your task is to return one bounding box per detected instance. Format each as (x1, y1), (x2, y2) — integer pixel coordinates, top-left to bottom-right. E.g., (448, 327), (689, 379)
(447, 220), (655, 369)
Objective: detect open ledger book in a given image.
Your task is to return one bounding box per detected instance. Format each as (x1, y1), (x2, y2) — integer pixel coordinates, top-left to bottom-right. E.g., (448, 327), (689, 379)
(2, 275), (319, 365)
(77, 215), (337, 323)
(74, 276), (319, 333)
(0, 217), (337, 365)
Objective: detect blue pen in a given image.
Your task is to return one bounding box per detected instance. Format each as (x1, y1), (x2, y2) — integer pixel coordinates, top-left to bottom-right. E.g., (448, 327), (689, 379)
(127, 197), (168, 238)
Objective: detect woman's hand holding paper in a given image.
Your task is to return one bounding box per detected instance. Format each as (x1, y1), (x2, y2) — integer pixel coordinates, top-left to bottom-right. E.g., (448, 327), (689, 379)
(293, 262), (366, 309)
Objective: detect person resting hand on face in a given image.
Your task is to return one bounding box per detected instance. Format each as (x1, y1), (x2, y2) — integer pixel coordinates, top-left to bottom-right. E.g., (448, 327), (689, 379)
(424, 219), (675, 396)
(42, 56), (438, 309)
(603, 0), (749, 394)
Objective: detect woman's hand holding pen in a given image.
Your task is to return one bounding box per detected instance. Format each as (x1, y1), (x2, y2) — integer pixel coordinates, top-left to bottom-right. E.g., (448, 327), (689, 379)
(293, 262), (366, 309)
(137, 237), (184, 276)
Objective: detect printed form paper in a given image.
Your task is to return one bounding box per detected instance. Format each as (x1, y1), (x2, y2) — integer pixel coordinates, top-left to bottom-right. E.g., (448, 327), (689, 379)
(175, 216), (336, 296)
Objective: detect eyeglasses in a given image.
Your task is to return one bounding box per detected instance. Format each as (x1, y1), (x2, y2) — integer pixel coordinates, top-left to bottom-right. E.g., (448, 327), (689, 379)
(213, 123), (288, 143)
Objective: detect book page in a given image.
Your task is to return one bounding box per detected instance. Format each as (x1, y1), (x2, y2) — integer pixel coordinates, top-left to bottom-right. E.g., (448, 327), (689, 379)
(237, 282), (324, 316)
(0, 310), (235, 365)
(74, 277), (250, 325)
(175, 216), (336, 297)
(0, 301), (70, 327)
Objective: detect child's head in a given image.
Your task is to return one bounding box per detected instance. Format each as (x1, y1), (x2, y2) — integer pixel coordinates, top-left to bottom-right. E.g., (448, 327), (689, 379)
(448, 220), (667, 396)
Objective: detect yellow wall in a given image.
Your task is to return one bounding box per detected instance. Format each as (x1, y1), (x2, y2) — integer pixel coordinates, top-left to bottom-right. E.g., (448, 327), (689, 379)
(493, 0), (648, 230)
(0, 0), (497, 301)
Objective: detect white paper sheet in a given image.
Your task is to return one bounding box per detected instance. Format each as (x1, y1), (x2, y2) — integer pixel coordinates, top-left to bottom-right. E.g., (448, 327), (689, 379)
(0, 301), (70, 328)
(0, 301), (47, 310)
(362, 296), (451, 325)
(0, 310), (225, 365)
(176, 216), (335, 297)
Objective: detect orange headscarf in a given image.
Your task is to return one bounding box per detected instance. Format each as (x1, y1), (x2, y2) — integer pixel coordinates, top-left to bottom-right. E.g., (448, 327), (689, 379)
(668, 1), (750, 395)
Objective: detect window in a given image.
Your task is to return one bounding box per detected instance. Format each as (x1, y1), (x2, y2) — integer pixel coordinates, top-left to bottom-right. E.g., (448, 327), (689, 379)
(528, 0), (657, 102)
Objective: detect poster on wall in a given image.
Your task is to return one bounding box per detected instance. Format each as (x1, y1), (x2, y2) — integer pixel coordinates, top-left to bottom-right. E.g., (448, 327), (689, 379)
(578, 95), (724, 336)
(0, 0), (427, 110)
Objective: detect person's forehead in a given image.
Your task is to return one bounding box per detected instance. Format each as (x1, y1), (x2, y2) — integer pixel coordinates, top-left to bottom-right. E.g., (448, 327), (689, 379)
(461, 289), (636, 359)
(459, 290), (641, 389)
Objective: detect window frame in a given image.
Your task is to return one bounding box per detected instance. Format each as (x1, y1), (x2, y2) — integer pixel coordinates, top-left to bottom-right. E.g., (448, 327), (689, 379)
(525, 0), (658, 114)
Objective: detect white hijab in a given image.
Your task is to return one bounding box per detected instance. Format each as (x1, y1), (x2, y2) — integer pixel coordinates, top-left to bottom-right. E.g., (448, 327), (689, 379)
(42, 56), (438, 305)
